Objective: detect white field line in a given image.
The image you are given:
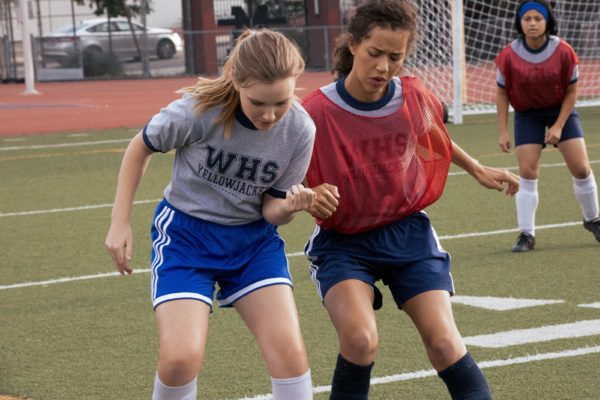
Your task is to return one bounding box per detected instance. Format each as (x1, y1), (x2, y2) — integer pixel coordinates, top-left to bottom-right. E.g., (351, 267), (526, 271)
(0, 271), (133, 290)
(451, 295), (564, 311)
(0, 199), (161, 218)
(447, 158), (600, 176)
(0, 220), (588, 291)
(66, 133), (92, 137)
(437, 221), (581, 240)
(579, 302), (600, 309)
(463, 319), (600, 348)
(238, 346), (600, 400)
(0, 138), (131, 151)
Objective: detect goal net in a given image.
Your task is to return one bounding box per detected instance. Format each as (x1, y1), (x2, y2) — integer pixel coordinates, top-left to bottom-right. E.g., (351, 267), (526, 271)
(402, 0), (600, 123)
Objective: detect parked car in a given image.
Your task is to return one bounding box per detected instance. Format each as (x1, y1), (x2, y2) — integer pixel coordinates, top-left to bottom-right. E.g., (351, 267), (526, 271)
(42, 18), (183, 65)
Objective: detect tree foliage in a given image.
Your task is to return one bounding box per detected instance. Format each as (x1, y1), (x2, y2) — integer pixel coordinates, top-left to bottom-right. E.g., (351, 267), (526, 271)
(73, 0), (153, 61)
(73, 0), (151, 19)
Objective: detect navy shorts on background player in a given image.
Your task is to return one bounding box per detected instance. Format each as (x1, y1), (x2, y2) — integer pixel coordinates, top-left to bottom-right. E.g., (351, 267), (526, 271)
(514, 107), (584, 147)
(151, 199), (292, 309)
(304, 211), (454, 309)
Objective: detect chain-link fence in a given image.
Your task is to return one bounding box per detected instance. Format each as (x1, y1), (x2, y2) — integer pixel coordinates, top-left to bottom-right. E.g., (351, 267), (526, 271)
(2, 0), (345, 81)
(2, 0), (188, 81)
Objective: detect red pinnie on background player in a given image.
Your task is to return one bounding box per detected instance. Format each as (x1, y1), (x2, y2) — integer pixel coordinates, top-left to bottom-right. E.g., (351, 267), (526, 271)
(496, 0), (600, 252)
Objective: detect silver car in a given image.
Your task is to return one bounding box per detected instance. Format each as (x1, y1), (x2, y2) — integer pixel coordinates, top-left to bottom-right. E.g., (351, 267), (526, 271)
(42, 18), (183, 65)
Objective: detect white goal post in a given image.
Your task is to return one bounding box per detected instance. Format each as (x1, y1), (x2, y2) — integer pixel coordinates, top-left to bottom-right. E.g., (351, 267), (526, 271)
(403, 0), (600, 124)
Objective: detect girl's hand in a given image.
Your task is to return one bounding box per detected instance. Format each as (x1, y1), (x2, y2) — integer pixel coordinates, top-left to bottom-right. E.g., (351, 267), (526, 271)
(105, 221), (134, 275)
(285, 184), (315, 213)
(472, 164), (520, 196)
(308, 183), (340, 220)
(498, 130), (512, 153)
(544, 125), (562, 146)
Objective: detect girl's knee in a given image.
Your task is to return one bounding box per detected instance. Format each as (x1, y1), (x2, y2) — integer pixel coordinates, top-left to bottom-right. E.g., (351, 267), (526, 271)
(278, 341), (308, 365)
(519, 168), (539, 180)
(572, 167), (592, 180)
(339, 327), (379, 364)
(423, 332), (465, 369)
(158, 347), (203, 384)
(262, 336), (309, 378)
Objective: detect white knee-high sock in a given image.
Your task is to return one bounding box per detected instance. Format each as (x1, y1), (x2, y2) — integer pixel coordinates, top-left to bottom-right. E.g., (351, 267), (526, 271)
(516, 178), (539, 236)
(271, 369), (313, 400)
(573, 173), (599, 221)
(152, 373), (197, 400)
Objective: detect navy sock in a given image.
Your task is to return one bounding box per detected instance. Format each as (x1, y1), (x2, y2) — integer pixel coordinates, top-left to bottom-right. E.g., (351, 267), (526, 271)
(438, 352), (492, 400)
(329, 353), (373, 400)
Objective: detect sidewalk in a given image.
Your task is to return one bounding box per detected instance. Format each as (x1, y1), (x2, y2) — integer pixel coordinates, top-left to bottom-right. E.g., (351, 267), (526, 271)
(0, 72), (331, 136)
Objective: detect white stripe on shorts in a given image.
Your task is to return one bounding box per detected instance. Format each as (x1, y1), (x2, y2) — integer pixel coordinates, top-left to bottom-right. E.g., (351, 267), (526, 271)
(153, 292), (213, 309)
(304, 224), (323, 300)
(151, 206), (175, 301)
(217, 277), (292, 307)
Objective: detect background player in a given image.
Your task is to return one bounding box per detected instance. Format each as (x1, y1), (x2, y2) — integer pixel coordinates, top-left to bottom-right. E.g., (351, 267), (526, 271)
(105, 30), (316, 400)
(301, 0), (519, 398)
(496, 0), (600, 252)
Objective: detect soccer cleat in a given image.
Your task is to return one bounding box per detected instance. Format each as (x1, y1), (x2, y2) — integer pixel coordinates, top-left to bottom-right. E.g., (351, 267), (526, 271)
(511, 232), (535, 252)
(583, 217), (600, 243)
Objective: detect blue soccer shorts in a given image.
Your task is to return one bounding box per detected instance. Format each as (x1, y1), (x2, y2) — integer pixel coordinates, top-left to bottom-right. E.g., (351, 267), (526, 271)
(514, 107), (584, 147)
(304, 211), (454, 310)
(150, 199), (292, 310)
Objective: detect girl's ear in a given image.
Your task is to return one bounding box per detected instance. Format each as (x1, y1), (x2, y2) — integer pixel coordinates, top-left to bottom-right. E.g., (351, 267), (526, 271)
(232, 80), (240, 92)
(348, 34), (357, 56)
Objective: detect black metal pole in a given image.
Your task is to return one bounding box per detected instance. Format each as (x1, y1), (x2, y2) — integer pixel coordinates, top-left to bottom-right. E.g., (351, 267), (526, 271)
(140, 0), (150, 77)
(247, 0), (253, 27)
(107, 14), (113, 55)
(183, 0), (194, 74)
(35, 0), (45, 67)
(7, 0), (18, 80)
(70, 0), (79, 67)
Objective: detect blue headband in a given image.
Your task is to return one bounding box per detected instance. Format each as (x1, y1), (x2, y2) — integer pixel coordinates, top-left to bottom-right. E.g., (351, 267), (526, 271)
(518, 2), (549, 21)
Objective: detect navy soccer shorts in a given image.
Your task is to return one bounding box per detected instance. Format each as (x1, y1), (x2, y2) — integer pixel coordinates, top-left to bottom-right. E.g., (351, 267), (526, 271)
(150, 199), (292, 310)
(304, 211), (454, 310)
(514, 107), (584, 147)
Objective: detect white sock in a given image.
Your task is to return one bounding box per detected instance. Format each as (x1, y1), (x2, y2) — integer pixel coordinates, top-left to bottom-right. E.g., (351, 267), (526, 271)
(573, 173), (599, 221)
(516, 178), (539, 236)
(152, 373), (197, 400)
(271, 369), (313, 400)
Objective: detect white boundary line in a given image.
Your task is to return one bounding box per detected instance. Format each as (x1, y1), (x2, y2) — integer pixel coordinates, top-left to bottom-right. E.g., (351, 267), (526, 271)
(0, 138), (131, 151)
(463, 319), (600, 348)
(0, 219), (588, 291)
(447, 159), (600, 176)
(437, 221), (581, 240)
(0, 199), (160, 218)
(579, 302), (600, 309)
(0, 271), (131, 290)
(238, 346), (600, 400)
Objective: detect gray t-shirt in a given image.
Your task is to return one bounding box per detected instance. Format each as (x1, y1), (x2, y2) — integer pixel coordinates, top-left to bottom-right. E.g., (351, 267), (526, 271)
(143, 94), (316, 225)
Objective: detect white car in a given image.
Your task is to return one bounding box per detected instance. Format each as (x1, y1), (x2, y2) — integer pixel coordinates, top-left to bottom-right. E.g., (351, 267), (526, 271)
(42, 18), (183, 65)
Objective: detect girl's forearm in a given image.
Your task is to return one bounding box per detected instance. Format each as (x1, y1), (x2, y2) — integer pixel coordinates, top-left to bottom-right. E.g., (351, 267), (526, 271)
(111, 133), (154, 223)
